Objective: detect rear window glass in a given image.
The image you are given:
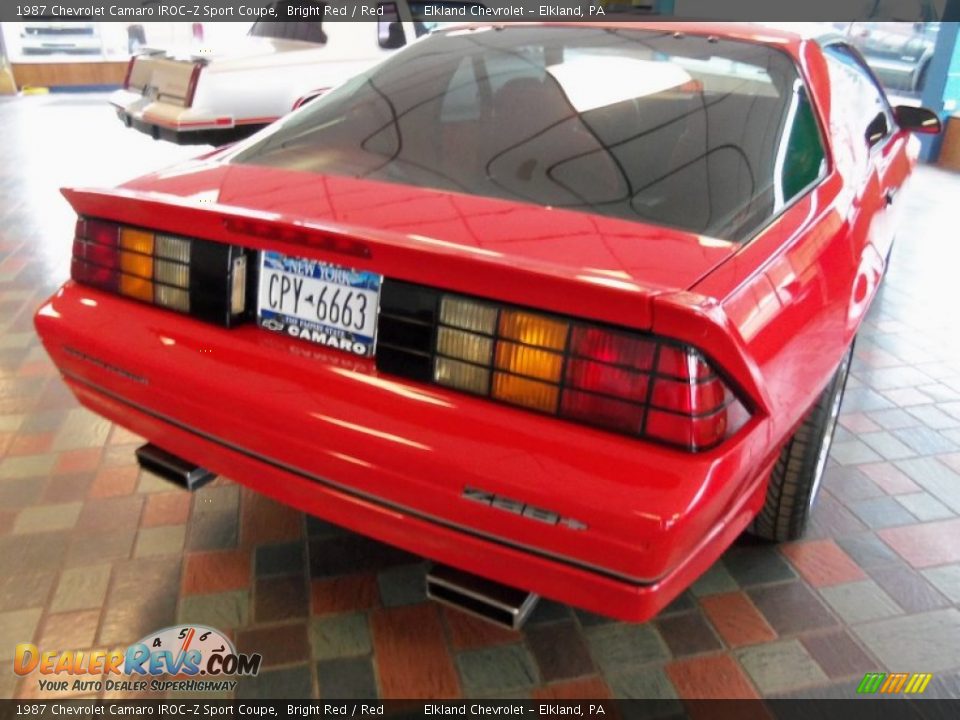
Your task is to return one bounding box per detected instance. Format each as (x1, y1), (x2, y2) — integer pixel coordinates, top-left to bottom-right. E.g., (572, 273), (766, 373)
(231, 27), (825, 242)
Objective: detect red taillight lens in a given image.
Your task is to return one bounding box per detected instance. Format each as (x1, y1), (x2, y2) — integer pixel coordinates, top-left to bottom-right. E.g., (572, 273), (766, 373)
(384, 286), (754, 451)
(123, 56), (136, 89)
(569, 325), (656, 370)
(646, 408), (729, 450)
(70, 217), (249, 327)
(185, 64), (202, 107)
(561, 390), (646, 434)
(561, 330), (748, 450)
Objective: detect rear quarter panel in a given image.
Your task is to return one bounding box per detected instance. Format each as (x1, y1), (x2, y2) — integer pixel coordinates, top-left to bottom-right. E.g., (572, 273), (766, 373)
(693, 37), (914, 459)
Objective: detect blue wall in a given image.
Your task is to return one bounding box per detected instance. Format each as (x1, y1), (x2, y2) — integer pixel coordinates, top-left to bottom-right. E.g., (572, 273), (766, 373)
(920, 22), (960, 161)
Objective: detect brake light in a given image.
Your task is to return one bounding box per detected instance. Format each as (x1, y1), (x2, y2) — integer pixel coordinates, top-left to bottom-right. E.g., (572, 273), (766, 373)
(377, 282), (752, 451)
(122, 57), (136, 89)
(184, 64), (202, 107)
(70, 218), (250, 326)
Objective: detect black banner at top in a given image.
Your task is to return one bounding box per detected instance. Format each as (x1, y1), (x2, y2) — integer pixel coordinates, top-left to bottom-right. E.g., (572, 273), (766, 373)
(3, 0), (958, 23)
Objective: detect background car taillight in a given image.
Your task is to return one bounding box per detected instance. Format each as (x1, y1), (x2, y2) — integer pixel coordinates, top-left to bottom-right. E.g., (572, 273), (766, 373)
(184, 64), (202, 107)
(122, 57), (136, 89)
(377, 281), (751, 452)
(70, 218), (250, 326)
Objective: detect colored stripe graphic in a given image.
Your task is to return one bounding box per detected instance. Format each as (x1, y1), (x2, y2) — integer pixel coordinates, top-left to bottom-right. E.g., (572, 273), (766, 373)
(904, 673), (933, 694)
(881, 672), (909, 693)
(857, 672), (932, 694)
(857, 673), (885, 694)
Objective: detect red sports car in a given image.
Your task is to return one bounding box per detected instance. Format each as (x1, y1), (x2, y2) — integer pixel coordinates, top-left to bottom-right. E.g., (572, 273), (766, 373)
(35, 23), (940, 625)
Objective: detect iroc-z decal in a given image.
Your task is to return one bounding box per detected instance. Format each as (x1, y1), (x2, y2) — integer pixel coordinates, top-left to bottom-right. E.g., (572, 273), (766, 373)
(462, 487), (588, 531)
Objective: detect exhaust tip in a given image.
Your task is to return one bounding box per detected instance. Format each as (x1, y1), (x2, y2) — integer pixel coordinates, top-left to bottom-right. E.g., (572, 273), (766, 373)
(426, 564), (539, 630)
(135, 443), (215, 491)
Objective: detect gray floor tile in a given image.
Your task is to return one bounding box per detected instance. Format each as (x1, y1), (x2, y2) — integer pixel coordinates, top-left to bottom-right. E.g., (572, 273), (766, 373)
(309, 612), (372, 660)
(853, 609), (960, 672)
(456, 644), (538, 695)
(737, 640), (828, 694)
(921, 564), (960, 603)
(818, 580), (902, 624)
(585, 624), (669, 674)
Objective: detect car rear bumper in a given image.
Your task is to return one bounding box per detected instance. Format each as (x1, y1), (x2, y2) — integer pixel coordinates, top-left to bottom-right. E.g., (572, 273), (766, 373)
(109, 91), (271, 145)
(36, 283), (774, 621)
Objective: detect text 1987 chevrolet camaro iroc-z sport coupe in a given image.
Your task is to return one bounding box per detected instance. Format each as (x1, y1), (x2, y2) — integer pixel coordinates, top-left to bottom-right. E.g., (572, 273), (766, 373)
(35, 23), (941, 626)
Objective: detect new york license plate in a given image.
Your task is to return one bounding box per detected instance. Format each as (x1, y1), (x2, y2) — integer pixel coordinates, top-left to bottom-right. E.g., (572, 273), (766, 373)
(257, 251), (382, 357)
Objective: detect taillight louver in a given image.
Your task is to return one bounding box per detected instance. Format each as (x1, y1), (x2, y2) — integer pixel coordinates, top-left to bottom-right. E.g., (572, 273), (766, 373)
(70, 218), (251, 327)
(376, 280), (751, 452)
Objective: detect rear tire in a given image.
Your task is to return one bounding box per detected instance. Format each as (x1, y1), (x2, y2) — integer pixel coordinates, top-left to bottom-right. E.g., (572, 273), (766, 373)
(749, 345), (853, 542)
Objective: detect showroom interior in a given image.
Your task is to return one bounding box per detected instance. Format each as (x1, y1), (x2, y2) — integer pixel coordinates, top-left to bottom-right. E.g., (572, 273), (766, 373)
(2, 12), (960, 704)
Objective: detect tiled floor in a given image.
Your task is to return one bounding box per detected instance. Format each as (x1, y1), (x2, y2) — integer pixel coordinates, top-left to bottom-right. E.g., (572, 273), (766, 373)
(2, 94), (960, 701)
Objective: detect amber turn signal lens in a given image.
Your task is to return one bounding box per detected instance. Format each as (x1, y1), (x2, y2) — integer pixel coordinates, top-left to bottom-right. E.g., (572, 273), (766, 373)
(119, 251), (153, 279)
(495, 341), (563, 383)
(492, 373), (559, 413)
(119, 227), (154, 255)
(119, 275), (153, 303)
(498, 310), (568, 351)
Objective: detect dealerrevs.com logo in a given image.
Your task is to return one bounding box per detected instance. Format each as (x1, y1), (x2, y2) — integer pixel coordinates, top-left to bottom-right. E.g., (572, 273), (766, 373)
(14, 625), (262, 694)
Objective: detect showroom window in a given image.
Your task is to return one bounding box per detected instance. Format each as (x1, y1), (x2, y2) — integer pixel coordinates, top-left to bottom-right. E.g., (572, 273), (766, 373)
(248, 19), (327, 45)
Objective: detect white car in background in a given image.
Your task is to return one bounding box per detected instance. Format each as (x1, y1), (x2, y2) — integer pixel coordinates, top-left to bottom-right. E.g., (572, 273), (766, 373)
(111, 5), (435, 145)
(20, 23), (102, 56)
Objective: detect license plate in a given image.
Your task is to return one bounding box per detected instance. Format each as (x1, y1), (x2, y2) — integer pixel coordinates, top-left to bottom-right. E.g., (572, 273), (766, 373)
(257, 251), (381, 357)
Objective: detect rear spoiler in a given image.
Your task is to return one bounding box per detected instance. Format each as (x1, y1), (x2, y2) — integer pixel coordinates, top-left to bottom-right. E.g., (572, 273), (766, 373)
(61, 185), (771, 415)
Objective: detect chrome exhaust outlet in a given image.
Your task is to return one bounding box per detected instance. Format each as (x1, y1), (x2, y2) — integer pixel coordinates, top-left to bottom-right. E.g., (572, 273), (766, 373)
(135, 443), (216, 492)
(426, 564), (539, 630)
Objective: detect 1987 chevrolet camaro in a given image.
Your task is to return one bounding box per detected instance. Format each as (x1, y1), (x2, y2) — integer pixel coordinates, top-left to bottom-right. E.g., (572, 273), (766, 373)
(35, 23), (941, 623)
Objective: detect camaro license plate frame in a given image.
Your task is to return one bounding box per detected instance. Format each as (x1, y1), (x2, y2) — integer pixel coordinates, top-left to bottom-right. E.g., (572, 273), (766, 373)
(256, 250), (382, 358)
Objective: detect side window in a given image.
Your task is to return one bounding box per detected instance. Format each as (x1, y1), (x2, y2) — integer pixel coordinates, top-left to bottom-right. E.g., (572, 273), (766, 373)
(378, 2), (406, 49)
(779, 86), (827, 202)
(823, 44), (893, 150)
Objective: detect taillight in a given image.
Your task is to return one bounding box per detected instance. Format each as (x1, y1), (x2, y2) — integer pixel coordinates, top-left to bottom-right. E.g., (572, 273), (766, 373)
(70, 218), (250, 327)
(184, 64), (202, 107)
(123, 57), (136, 89)
(377, 281), (751, 451)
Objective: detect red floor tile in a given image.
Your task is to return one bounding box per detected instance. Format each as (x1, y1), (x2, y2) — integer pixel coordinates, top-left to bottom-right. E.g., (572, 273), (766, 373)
(700, 592), (777, 648)
(6, 432), (54, 456)
(53, 448), (102, 476)
(666, 653), (758, 699)
(839, 413), (881, 433)
(239, 491), (302, 547)
(442, 606), (520, 650)
(780, 540), (867, 587)
(372, 604), (460, 699)
(236, 623), (310, 667)
(878, 518), (960, 568)
(87, 465), (139, 499)
(311, 573), (379, 615)
(181, 549), (251, 595)
(859, 462), (920, 495)
(142, 492), (192, 528)
(533, 676), (612, 700)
